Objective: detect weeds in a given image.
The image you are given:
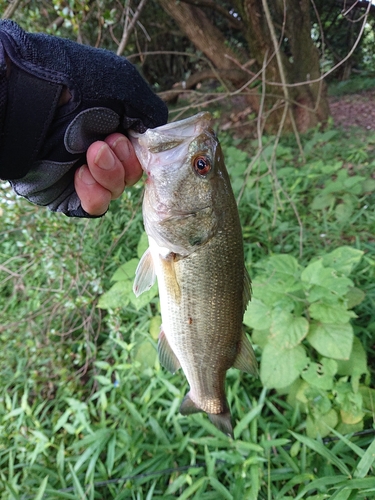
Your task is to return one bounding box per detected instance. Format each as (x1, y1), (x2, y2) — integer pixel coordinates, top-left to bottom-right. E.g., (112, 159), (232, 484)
(0, 123), (374, 498)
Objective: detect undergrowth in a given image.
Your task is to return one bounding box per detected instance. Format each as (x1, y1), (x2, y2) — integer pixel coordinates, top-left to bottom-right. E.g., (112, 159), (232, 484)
(0, 123), (374, 499)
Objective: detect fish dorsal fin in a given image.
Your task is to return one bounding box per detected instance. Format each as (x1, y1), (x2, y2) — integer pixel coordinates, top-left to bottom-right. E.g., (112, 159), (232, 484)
(158, 330), (181, 374)
(133, 248), (156, 297)
(243, 267), (252, 312)
(233, 332), (258, 376)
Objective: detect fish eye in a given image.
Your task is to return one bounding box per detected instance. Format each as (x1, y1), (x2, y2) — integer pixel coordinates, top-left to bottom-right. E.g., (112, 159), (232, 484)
(193, 155), (211, 176)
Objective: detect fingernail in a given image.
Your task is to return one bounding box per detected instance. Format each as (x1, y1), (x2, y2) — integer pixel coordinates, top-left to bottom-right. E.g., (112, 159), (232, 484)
(113, 137), (131, 161)
(78, 165), (96, 185)
(95, 144), (116, 170)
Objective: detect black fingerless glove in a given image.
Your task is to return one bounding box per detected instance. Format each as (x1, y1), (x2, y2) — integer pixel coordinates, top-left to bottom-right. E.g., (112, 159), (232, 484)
(0, 21), (168, 217)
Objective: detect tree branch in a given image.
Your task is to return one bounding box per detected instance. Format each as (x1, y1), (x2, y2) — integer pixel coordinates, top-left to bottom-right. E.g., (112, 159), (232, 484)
(180, 0), (244, 30)
(117, 0), (149, 56)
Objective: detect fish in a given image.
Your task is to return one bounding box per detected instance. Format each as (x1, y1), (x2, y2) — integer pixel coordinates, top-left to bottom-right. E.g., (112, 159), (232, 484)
(130, 112), (257, 437)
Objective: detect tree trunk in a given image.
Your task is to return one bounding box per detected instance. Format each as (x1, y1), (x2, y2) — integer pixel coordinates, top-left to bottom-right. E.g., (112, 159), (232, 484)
(159, 0), (331, 133)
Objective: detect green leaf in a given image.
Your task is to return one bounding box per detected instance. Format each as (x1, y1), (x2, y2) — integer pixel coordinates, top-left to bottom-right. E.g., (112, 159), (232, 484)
(289, 431), (351, 476)
(34, 475), (49, 500)
(307, 322), (353, 359)
(269, 310), (309, 349)
(134, 340), (157, 369)
(345, 287), (365, 309)
(301, 358), (337, 390)
(260, 343), (307, 389)
(111, 258), (138, 282)
(354, 439), (375, 478)
(301, 259), (353, 300)
(306, 409), (338, 438)
(264, 254), (300, 276)
(309, 302), (356, 324)
(243, 299), (272, 330)
(98, 280), (132, 309)
(336, 337), (368, 378)
(137, 231), (149, 259)
(209, 476), (233, 500)
(311, 192), (335, 210)
(322, 246), (364, 276)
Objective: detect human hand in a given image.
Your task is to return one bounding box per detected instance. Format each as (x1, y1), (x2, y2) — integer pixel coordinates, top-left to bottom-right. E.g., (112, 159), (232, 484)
(75, 134), (142, 216)
(0, 20), (167, 217)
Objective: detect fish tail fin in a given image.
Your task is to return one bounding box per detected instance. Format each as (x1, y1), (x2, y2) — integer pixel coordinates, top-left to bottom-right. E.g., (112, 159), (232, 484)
(179, 392), (202, 415)
(180, 393), (233, 438)
(208, 412), (233, 438)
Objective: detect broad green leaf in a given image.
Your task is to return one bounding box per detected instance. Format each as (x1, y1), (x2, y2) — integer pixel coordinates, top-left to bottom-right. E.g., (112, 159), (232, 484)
(309, 302), (356, 324)
(311, 192), (335, 210)
(243, 299), (272, 330)
(335, 200), (353, 223)
(269, 310), (309, 349)
(260, 343), (307, 389)
(345, 287), (365, 309)
(301, 259), (353, 299)
(301, 358), (337, 390)
(307, 322), (353, 359)
(251, 329), (270, 348)
(322, 246), (364, 276)
(134, 340), (157, 369)
(264, 254), (300, 276)
(336, 337), (368, 378)
(149, 315), (162, 340)
(97, 280), (132, 309)
(306, 409), (338, 438)
(111, 258), (138, 282)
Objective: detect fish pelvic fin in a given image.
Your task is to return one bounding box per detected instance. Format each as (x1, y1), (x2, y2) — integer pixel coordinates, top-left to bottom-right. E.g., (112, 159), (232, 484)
(243, 266), (252, 312)
(179, 392), (202, 415)
(233, 331), (258, 376)
(133, 248), (156, 297)
(208, 412), (233, 438)
(158, 330), (181, 374)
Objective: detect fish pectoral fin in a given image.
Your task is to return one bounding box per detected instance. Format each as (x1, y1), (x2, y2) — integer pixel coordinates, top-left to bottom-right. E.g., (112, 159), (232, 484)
(233, 332), (258, 376)
(243, 267), (252, 312)
(158, 330), (181, 374)
(179, 392), (202, 415)
(133, 248), (156, 297)
(208, 412), (233, 438)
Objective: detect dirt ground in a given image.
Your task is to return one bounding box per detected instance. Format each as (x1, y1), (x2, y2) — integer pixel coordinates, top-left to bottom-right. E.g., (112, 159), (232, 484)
(329, 89), (375, 130)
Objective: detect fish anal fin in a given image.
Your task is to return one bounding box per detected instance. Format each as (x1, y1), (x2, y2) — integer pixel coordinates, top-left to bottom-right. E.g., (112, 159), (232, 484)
(208, 412), (233, 438)
(243, 267), (252, 312)
(233, 332), (258, 376)
(133, 248), (156, 297)
(179, 392), (202, 415)
(158, 330), (181, 374)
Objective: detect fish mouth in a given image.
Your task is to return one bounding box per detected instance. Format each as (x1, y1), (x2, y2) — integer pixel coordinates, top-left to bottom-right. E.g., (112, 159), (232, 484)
(130, 112), (213, 154)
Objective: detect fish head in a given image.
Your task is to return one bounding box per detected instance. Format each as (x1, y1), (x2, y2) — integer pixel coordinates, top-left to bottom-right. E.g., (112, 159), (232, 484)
(130, 112), (231, 256)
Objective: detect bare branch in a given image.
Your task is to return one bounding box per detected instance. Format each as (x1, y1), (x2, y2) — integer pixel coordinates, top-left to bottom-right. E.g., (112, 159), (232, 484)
(117, 0), (149, 56)
(2, 0), (22, 19)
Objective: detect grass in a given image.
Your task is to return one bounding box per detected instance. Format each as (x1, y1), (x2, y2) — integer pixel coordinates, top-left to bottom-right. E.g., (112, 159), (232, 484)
(0, 122), (374, 498)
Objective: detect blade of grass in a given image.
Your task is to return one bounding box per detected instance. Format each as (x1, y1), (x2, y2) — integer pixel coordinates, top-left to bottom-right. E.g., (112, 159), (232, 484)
(289, 431), (351, 476)
(354, 438), (375, 478)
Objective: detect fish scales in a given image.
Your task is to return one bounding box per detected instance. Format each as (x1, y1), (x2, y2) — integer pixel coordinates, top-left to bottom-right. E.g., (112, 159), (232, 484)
(131, 112), (257, 437)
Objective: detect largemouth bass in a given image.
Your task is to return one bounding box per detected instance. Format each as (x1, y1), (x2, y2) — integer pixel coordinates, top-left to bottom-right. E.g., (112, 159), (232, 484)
(130, 112), (257, 437)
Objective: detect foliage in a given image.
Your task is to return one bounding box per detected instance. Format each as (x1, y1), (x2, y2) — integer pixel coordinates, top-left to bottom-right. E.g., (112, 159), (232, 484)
(1, 124), (375, 496)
